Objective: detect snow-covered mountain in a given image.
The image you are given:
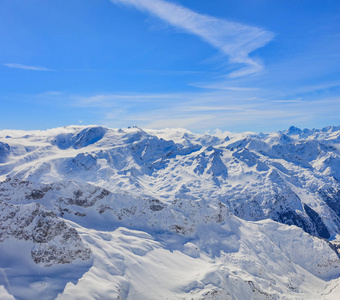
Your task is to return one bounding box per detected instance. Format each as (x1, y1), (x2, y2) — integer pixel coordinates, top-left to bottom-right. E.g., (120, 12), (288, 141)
(1, 125), (340, 299)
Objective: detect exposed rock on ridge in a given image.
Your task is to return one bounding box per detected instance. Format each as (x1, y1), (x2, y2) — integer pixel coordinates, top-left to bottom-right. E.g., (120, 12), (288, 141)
(0, 202), (91, 266)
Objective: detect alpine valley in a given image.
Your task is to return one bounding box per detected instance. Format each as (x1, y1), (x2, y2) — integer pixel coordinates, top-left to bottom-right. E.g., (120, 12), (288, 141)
(1, 124), (340, 300)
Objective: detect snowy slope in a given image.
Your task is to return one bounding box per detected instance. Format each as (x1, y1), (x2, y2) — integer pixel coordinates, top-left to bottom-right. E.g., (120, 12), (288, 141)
(0, 125), (340, 299)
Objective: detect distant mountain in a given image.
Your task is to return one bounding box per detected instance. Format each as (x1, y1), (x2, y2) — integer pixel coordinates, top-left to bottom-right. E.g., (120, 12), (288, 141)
(1, 125), (340, 299)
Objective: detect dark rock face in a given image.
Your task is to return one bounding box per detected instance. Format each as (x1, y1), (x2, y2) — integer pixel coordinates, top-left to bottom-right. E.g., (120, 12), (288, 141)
(271, 204), (330, 239)
(28, 189), (46, 200)
(52, 126), (107, 149)
(303, 204), (330, 239)
(0, 141), (10, 163)
(329, 239), (340, 257)
(73, 126), (107, 149)
(269, 194), (331, 239)
(59, 186), (111, 209)
(149, 199), (166, 212)
(275, 210), (309, 232)
(0, 202), (91, 267)
(319, 188), (340, 218)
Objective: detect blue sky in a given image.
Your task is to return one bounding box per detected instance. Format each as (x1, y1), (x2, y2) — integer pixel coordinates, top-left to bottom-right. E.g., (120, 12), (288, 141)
(1, 0), (339, 132)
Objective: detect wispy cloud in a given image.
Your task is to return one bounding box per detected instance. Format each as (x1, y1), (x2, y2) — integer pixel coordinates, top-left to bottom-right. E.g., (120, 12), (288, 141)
(190, 82), (260, 91)
(143, 115), (214, 129)
(71, 93), (181, 107)
(3, 63), (51, 71)
(181, 105), (251, 112)
(272, 99), (304, 103)
(111, 0), (274, 77)
(12, 89), (340, 132)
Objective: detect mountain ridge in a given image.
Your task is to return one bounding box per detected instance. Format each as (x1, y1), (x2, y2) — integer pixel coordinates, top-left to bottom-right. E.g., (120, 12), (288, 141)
(1, 125), (340, 299)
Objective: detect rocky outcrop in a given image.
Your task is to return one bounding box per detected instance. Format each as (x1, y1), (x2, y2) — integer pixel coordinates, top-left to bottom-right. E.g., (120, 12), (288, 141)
(0, 202), (91, 267)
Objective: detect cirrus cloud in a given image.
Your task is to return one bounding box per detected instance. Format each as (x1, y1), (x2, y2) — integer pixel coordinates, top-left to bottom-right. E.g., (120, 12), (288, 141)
(111, 0), (274, 77)
(3, 63), (51, 71)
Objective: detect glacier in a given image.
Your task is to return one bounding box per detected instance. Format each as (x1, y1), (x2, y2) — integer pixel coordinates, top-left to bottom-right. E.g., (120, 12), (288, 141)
(0, 125), (340, 299)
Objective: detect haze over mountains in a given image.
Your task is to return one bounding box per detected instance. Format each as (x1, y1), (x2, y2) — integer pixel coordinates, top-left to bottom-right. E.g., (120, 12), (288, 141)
(1, 124), (340, 299)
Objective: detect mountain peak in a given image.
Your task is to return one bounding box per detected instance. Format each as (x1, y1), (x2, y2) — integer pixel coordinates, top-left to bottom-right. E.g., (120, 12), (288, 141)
(285, 126), (303, 135)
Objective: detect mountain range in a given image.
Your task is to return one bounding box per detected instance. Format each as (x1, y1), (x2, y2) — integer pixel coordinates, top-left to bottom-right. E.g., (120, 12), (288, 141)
(1, 125), (340, 299)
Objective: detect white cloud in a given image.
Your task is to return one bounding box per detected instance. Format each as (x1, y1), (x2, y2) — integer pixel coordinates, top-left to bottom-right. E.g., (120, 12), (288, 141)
(144, 115), (214, 129)
(71, 93), (181, 107)
(189, 83), (260, 91)
(181, 105), (249, 112)
(272, 99), (304, 103)
(3, 63), (51, 71)
(17, 89), (340, 131)
(111, 0), (274, 77)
